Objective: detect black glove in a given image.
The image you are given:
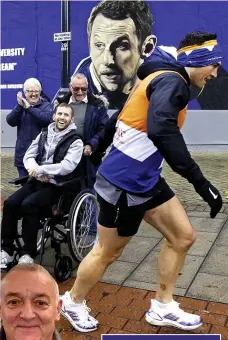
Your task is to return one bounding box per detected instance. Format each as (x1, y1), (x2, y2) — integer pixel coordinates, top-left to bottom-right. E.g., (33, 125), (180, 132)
(194, 180), (223, 218)
(90, 151), (106, 167)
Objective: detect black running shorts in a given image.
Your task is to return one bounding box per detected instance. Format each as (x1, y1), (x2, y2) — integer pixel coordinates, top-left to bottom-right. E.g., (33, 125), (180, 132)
(97, 177), (174, 237)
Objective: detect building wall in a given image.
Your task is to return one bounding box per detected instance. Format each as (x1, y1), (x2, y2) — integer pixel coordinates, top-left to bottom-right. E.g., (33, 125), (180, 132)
(2, 109), (228, 149)
(1, 1), (228, 110)
(1, 1), (228, 149)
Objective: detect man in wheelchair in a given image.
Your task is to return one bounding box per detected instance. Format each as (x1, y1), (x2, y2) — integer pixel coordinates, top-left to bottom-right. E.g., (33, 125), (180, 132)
(1, 103), (84, 267)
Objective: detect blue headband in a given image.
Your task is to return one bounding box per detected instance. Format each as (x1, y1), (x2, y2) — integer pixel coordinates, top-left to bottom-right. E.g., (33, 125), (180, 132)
(177, 40), (222, 67)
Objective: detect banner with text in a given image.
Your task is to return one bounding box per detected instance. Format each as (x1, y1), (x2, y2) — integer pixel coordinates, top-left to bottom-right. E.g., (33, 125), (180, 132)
(1, 1), (228, 110)
(102, 335), (221, 340)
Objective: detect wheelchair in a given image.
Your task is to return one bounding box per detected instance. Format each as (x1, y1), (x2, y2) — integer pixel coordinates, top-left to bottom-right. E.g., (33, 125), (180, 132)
(5, 175), (99, 282)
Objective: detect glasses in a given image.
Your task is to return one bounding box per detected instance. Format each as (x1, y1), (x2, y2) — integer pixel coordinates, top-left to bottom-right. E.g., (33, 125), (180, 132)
(25, 90), (40, 94)
(71, 86), (88, 92)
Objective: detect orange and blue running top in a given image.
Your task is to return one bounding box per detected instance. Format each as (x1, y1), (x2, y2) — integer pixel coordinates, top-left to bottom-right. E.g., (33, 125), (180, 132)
(98, 70), (188, 195)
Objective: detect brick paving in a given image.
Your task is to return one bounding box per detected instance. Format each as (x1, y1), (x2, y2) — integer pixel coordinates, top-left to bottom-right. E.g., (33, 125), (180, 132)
(57, 281), (228, 339)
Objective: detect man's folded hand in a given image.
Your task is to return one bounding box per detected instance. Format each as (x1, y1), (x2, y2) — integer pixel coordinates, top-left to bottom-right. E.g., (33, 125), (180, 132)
(28, 166), (39, 177)
(37, 175), (51, 183)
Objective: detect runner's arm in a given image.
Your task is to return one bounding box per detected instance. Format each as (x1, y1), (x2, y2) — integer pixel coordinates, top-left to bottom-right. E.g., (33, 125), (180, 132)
(146, 74), (222, 219)
(90, 110), (119, 165)
(147, 74), (206, 186)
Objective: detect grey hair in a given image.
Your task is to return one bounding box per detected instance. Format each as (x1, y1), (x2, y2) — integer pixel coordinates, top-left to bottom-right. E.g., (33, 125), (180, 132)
(1, 263), (59, 304)
(23, 77), (42, 91)
(70, 73), (88, 86)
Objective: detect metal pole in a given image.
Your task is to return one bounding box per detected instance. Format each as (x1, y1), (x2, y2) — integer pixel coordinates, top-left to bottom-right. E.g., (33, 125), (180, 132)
(61, 0), (70, 88)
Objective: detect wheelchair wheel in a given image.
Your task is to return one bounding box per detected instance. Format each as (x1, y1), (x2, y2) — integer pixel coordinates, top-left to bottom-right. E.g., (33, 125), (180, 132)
(67, 190), (99, 262)
(54, 255), (72, 282)
(15, 219), (51, 253)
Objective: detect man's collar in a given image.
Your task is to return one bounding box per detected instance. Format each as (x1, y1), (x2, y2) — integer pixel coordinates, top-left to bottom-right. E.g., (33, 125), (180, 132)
(29, 98), (42, 107)
(69, 95), (88, 104)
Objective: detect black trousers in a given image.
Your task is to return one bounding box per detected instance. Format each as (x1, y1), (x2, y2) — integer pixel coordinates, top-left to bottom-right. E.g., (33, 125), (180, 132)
(17, 166), (28, 178)
(1, 180), (61, 258)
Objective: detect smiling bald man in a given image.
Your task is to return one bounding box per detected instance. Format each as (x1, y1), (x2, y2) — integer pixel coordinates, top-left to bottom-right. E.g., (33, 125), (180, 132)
(0, 264), (62, 340)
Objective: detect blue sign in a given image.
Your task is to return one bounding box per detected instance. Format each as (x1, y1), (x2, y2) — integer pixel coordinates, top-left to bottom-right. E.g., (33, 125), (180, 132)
(102, 336), (221, 340)
(1, 1), (228, 110)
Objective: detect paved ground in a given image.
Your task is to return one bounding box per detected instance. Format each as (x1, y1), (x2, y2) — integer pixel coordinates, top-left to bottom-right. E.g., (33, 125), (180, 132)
(57, 281), (228, 339)
(2, 151), (228, 205)
(162, 151), (228, 206)
(98, 208), (228, 301)
(1, 151), (228, 338)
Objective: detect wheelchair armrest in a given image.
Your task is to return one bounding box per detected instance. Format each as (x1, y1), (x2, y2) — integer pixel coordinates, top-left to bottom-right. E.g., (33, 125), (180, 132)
(54, 178), (81, 190)
(8, 176), (29, 185)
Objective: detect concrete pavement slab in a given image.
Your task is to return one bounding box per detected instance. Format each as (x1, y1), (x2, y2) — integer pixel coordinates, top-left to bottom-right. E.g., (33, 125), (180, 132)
(153, 231), (218, 257)
(118, 236), (160, 263)
(214, 220), (228, 246)
(176, 255), (205, 289)
(125, 252), (159, 284)
(122, 280), (186, 297)
(200, 244), (228, 275)
(187, 231), (218, 256)
(189, 216), (227, 233)
(187, 273), (228, 303)
(101, 261), (138, 285)
(137, 221), (163, 239)
(125, 253), (205, 289)
(187, 211), (228, 220)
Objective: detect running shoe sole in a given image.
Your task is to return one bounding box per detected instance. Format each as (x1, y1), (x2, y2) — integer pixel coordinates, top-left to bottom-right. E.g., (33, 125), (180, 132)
(60, 309), (98, 333)
(145, 313), (202, 330)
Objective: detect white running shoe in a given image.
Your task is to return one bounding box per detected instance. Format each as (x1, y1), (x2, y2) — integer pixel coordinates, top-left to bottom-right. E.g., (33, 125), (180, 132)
(146, 299), (202, 330)
(60, 291), (98, 332)
(0, 250), (14, 268)
(18, 254), (34, 264)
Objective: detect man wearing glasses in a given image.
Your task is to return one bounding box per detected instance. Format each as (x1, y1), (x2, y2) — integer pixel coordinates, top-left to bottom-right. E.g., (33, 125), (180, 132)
(56, 73), (108, 239)
(56, 73), (108, 191)
(6, 78), (53, 177)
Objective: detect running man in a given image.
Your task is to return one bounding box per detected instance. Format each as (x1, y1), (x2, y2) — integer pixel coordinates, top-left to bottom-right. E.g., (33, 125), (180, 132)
(61, 31), (223, 332)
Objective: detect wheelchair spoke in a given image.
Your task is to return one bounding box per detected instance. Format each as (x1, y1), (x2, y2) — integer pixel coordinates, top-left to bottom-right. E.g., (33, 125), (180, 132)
(68, 191), (99, 262)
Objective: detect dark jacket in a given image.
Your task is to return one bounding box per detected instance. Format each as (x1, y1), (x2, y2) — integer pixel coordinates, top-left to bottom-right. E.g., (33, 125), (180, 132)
(6, 99), (53, 168)
(0, 327), (61, 340)
(57, 92), (108, 188)
(93, 56), (210, 195)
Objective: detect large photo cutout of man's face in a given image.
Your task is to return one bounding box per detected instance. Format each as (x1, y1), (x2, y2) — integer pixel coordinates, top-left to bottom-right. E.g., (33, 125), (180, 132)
(73, 0), (228, 111)
(90, 14), (142, 93)
(86, 0), (156, 95)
